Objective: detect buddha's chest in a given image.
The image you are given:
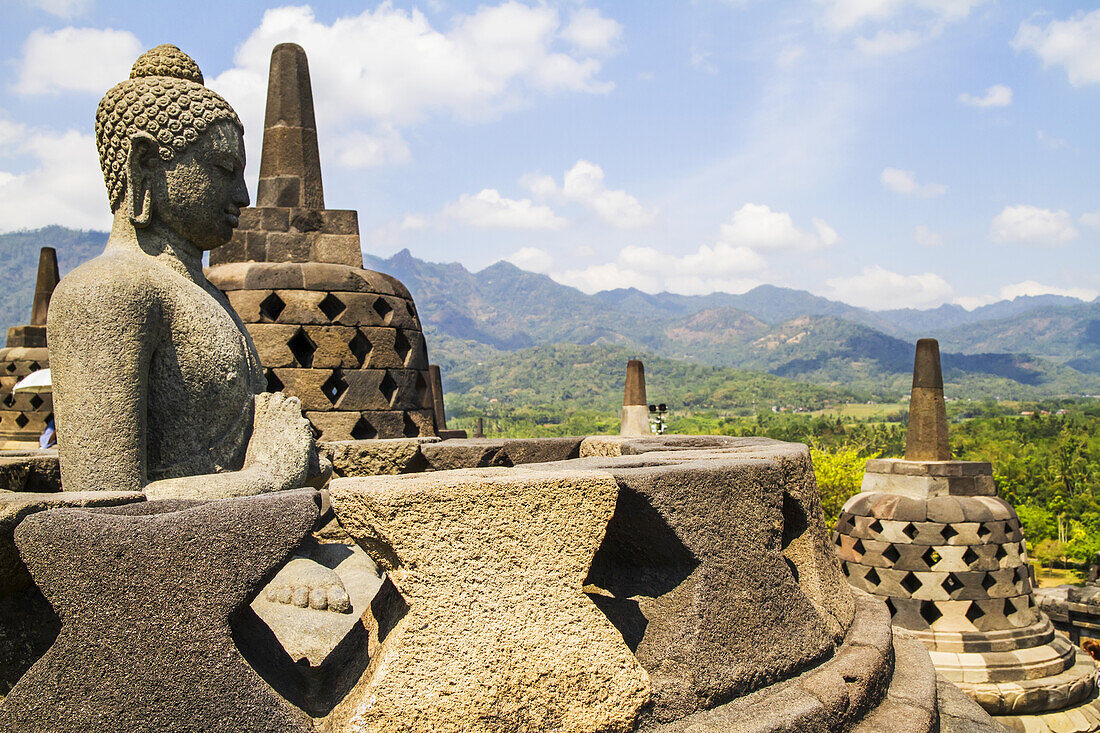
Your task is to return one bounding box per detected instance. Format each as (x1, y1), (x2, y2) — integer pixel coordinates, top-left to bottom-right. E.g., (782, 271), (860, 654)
(149, 283), (263, 421)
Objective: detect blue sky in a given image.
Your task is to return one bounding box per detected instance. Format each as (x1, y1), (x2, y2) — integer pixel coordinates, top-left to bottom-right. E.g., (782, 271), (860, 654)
(1, 0), (1098, 310)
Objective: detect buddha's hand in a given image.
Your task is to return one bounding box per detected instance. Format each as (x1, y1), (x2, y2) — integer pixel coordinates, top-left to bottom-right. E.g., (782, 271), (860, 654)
(244, 391), (314, 491)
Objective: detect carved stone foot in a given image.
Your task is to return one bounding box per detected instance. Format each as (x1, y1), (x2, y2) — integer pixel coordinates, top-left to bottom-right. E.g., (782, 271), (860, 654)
(265, 555), (351, 613)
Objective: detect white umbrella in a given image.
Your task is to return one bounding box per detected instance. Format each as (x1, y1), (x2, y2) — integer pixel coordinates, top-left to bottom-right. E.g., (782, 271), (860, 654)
(13, 368), (51, 394)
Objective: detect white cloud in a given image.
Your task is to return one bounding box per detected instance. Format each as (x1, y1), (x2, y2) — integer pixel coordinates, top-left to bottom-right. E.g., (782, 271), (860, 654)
(0, 123), (110, 232)
(554, 245), (765, 295)
(1014, 10), (1100, 87)
(526, 160), (657, 228)
(400, 214), (428, 230)
(999, 281), (1097, 302)
(560, 7), (622, 54)
(855, 28), (924, 55)
(777, 45), (806, 67)
(956, 281), (1099, 309)
(505, 246), (554, 273)
(880, 167), (947, 197)
(443, 188), (565, 230)
(1080, 212), (1100, 229)
(990, 205), (1078, 246)
(958, 84), (1012, 108)
(817, 0), (989, 31)
(913, 225), (944, 247)
(689, 46), (717, 74)
(718, 203), (839, 251)
(331, 125), (410, 168)
(1037, 130), (1069, 150)
(573, 244), (596, 257)
(824, 266), (954, 309)
(25, 0), (92, 18)
(15, 27), (143, 95)
(211, 3), (618, 172)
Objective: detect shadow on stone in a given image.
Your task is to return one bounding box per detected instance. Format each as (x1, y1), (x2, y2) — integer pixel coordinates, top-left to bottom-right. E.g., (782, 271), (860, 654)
(584, 485), (700, 651)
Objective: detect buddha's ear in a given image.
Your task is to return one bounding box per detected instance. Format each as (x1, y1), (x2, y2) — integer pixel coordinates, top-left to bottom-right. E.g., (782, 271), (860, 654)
(126, 132), (159, 228)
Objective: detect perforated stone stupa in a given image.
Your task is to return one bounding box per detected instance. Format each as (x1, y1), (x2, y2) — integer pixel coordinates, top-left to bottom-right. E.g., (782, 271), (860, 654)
(0, 248), (59, 448)
(836, 339), (1100, 732)
(206, 43), (433, 441)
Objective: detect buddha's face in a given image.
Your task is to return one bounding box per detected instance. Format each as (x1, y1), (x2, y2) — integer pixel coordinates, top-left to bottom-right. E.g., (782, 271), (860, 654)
(152, 121), (249, 251)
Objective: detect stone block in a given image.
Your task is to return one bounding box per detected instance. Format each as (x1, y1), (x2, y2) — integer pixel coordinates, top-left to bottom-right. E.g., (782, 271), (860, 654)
(323, 437), (439, 477)
(0, 490), (320, 732)
(272, 368), (338, 411)
(420, 439), (507, 470)
(309, 234), (362, 269)
(500, 437), (584, 465)
(247, 323), (303, 368)
(320, 209), (359, 235)
(328, 469), (650, 732)
(0, 451), (60, 493)
(265, 232), (312, 262)
(299, 325), (361, 369)
(334, 369), (393, 411)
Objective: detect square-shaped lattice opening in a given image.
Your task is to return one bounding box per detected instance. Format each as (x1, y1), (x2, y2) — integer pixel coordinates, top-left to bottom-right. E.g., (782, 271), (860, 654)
(941, 524), (958, 542)
(403, 413), (420, 438)
(965, 602), (985, 623)
(919, 601), (942, 626)
(902, 522), (918, 540)
(977, 523), (993, 540)
(288, 329), (317, 368)
(259, 293), (286, 322)
(318, 293), (346, 321)
(265, 369), (284, 393)
(394, 331), (412, 365)
(942, 574), (964, 594)
(372, 298), (393, 324)
(864, 566), (880, 586)
(994, 544), (1007, 562)
(921, 546), (939, 569)
(379, 372), (398, 406)
(29, 394), (43, 410)
(981, 574), (997, 591)
(322, 369), (348, 405)
(883, 544), (900, 564)
(962, 547), (979, 566)
(901, 572), (922, 594)
(15, 413), (29, 428)
(348, 331), (371, 368)
(868, 518), (883, 534)
(2, 392), (14, 407)
(351, 416), (377, 440)
(852, 538), (865, 556)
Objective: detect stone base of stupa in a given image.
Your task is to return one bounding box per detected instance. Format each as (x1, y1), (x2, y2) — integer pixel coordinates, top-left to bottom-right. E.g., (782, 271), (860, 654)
(0, 340), (51, 448)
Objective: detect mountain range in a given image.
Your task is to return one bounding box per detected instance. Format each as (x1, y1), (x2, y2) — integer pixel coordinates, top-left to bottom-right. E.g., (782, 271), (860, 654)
(2, 227), (1097, 402)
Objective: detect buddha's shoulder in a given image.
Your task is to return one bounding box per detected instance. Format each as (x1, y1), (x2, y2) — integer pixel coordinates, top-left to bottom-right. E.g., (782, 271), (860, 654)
(52, 250), (171, 310)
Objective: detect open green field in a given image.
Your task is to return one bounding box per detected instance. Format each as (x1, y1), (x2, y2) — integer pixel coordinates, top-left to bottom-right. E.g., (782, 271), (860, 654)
(807, 402), (908, 420)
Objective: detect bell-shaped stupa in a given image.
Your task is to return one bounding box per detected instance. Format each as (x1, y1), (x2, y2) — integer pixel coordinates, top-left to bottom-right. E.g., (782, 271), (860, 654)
(835, 339), (1100, 732)
(206, 43), (434, 441)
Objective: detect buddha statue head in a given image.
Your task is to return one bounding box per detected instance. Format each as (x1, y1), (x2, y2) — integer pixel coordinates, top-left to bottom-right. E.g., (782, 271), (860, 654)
(95, 44), (248, 251)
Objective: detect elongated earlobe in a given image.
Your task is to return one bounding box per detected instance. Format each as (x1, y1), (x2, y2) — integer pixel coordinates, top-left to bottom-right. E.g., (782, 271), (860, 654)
(126, 133), (158, 228)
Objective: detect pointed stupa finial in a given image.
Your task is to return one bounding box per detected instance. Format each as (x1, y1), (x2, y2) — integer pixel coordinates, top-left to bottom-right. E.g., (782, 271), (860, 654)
(623, 359), (647, 407)
(256, 43), (324, 209)
(30, 247), (60, 326)
(905, 338), (951, 461)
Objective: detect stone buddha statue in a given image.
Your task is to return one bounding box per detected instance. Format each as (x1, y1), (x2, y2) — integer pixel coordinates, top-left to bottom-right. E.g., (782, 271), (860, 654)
(47, 45), (316, 501)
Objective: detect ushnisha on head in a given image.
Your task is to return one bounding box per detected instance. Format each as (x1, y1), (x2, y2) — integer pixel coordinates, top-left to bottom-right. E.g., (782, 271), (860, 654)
(95, 44), (249, 250)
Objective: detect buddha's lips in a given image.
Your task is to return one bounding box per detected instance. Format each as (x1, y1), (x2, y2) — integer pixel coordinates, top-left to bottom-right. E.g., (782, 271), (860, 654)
(225, 212), (240, 227)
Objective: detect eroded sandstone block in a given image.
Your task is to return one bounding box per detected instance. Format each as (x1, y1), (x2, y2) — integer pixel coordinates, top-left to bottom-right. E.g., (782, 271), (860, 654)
(329, 468), (651, 733)
(0, 490), (320, 732)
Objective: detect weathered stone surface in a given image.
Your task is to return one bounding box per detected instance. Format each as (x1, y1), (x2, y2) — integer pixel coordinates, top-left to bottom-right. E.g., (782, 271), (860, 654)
(323, 437), (439, 476)
(580, 442), (854, 723)
(428, 363), (447, 431)
(0, 490), (143, 694)
(906, 338), (951, 461)
(0, 490), (320, 732)
(0, 451), (60, 493)
(420, 438), (508, 469)
(621, 359), (650, 436)
(329, 468), (650, 732)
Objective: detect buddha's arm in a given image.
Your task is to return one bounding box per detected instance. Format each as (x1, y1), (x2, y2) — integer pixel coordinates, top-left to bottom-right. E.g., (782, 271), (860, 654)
(47, 273), (158, 493)
(144, 392), (314, 500)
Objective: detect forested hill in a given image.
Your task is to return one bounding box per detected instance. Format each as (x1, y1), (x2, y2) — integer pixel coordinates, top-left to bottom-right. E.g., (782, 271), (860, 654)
(2, 227), (1097, 401)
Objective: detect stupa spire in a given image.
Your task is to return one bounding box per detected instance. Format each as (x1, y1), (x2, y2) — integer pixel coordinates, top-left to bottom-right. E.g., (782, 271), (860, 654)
(30, 247), (60, 327)
(256, 43), (324, 209)
(905, 338), (950, 461)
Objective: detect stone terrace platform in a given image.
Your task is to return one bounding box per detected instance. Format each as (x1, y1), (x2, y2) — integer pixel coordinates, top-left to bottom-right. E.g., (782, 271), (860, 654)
(0, 436), (1002, 732)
